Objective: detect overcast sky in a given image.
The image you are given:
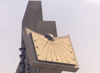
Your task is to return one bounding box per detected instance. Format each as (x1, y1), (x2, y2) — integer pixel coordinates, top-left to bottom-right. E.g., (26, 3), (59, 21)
(0, 0), (100, 73)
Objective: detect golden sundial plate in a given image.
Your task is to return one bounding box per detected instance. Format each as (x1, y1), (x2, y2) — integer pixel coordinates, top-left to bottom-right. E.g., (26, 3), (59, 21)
(31, 31), (76, 65)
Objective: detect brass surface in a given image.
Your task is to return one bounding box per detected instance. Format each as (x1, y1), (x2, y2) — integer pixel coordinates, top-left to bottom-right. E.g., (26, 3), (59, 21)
(31, 31), (76, 65)
(22, 28), (79, 72)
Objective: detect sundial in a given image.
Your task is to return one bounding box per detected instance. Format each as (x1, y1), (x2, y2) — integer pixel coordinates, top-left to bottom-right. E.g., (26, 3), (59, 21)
(31, 30), (76, 65)
(22, 28), (79, 72)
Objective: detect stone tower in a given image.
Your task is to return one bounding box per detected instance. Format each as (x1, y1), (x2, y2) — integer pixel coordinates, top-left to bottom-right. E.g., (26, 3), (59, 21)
(16, 1), (79, 73)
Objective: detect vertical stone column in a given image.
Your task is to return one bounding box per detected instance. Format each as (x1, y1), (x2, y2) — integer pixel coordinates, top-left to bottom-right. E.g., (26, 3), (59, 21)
(22, 1), (43, 31)
(21, 1), (43, 48)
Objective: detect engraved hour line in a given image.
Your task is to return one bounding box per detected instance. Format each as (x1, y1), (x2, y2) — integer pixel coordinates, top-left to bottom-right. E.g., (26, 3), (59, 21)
(59, 39), (70, 46)
(58, 45), (73, 62)
(35, 38), (48, 47)
(40, 41), (49, 60)
(54, 39), (68, 43)
(54, 43), (63, 62)
(54, 39), (71, 48)
(57, 42), (74, 61)
(57, 42), (74, 60)
(46, 41), (50, 60)
(59, 42), (71, 52)
(39, 40), (49, 56)
(52, 43), (58, 61)
(57, 42), (72, 55)
(60, 40), (71, 47)
(55, 43), (69, 63)
(49, 42), (53, 61)
(50, 42), (52, 61)
(57, 41), (72, 53)
(51, 42), (53, 61)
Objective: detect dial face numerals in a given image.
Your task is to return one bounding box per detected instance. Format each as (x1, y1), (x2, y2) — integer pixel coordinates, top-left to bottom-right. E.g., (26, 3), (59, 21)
(31, 32), (76, 65)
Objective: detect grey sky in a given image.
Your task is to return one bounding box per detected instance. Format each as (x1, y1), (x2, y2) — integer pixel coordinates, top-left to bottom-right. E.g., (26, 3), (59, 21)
(0, 0), (100, 73)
